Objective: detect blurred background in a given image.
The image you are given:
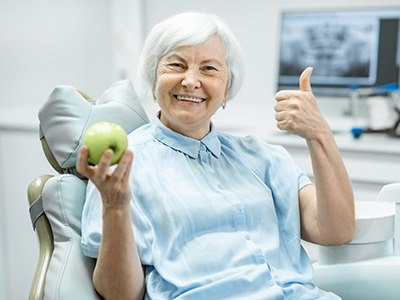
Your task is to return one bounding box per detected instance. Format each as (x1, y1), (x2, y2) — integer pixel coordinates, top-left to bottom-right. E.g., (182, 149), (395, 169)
(1, 0), (399, 299)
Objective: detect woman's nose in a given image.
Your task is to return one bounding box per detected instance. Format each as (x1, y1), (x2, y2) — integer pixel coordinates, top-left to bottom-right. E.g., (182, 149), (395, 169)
(181, 69), (201, 91)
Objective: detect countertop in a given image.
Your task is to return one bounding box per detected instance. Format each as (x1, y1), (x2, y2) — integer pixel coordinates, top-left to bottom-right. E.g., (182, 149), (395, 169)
(264, 130), (400, 155)
(0, 105), (40, 132)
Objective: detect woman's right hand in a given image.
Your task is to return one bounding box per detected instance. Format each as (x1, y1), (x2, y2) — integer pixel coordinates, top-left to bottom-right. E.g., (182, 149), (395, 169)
(77, 146), (145, 299)
(76, 146), (134, 209)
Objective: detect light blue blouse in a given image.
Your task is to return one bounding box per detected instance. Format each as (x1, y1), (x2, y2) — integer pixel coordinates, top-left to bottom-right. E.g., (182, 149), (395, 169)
(81, 116), (340, 300)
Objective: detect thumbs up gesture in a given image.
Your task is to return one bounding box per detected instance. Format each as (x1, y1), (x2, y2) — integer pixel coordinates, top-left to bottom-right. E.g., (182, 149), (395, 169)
(274, 67), (331, 140)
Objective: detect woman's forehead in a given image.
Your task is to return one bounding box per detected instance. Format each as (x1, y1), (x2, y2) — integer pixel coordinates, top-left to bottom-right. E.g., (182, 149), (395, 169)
(164, 36), (227, 62)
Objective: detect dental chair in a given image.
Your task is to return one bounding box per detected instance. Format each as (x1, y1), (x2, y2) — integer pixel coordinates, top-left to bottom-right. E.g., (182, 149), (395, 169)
(27, 80), (149, 299)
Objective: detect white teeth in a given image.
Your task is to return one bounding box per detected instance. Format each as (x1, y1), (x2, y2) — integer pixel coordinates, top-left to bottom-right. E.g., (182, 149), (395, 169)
(176, 95), (204, 103)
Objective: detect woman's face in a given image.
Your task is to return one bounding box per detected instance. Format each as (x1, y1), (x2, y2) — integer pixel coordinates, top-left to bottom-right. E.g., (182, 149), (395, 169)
(155, 35), (229, 139)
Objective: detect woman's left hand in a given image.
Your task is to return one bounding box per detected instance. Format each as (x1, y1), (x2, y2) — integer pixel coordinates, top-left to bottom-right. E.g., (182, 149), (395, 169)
(274, 67), (331, 140)
(274, 67), (355, 245)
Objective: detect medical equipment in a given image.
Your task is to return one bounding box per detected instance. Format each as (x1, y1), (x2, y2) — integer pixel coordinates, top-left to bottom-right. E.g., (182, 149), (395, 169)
(313, 183), (400, 300)
(349, 84), (400, 139)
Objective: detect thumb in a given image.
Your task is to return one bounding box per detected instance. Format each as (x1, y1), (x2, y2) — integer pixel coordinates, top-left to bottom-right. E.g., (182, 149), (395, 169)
(299, 67), (313, 92)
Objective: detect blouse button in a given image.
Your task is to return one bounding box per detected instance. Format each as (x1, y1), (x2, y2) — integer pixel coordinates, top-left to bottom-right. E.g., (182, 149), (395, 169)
(258, 256), (266, 264)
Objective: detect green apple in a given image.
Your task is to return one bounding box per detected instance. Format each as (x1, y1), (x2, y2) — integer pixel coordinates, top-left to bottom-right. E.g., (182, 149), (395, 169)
(83, 121), (128, 165)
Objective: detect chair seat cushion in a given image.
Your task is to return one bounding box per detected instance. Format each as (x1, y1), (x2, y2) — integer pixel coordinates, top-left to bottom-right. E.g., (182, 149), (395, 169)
(42, 174), (99, 299)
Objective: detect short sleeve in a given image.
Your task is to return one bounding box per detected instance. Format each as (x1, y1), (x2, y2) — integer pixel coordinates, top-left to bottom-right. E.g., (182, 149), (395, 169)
(81, 177), (155, 266)
(297, 165), (313, 191)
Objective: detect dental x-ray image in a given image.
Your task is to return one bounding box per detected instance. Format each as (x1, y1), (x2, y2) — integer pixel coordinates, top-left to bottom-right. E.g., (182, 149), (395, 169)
(278, 12), (379, 86)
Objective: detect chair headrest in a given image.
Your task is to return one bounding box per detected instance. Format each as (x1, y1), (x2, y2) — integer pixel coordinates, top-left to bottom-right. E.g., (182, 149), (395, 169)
(38, 80), (149, 171)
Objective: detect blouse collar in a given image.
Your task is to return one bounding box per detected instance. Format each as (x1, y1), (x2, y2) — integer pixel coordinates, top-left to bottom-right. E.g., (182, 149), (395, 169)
(151, 114), (221, 159)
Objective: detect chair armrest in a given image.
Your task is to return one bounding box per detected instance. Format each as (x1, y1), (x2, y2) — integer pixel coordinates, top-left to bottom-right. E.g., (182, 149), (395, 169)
(28, 175), (54, 300)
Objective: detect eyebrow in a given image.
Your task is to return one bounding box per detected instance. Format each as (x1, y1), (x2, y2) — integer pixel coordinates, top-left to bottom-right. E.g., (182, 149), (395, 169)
(165, 53), (225, 67)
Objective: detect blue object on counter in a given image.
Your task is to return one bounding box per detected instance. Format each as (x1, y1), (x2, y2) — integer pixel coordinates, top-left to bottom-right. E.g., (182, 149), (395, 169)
(371, 82), (399, 94)
(350, 127), (364, 139)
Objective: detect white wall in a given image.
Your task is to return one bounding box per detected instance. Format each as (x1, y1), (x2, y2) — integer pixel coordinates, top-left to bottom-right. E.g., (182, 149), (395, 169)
(110, 0), (147, 91)
(0, 0), (114, 112)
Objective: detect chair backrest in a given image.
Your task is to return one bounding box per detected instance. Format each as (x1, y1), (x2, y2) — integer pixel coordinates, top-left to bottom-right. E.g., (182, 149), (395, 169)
(28, 80), (149, 299)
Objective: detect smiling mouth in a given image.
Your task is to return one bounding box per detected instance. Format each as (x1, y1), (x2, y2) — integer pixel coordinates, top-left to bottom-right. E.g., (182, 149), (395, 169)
(174, 94), (206, 103)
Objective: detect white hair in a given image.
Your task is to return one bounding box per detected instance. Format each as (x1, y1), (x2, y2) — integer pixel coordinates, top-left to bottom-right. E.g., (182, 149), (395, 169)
(138, 11), (245, 101)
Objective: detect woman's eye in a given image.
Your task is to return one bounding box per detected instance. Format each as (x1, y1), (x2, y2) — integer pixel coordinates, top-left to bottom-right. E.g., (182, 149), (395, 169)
(168, 63), (184, 69)
(203, 65), (217, 72)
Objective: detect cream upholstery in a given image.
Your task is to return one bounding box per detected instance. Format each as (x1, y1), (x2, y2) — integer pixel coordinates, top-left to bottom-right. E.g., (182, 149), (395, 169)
(28, 175), (98, 299)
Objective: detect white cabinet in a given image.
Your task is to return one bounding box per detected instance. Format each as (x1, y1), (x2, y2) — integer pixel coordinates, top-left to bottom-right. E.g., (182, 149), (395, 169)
(266, 132), (400, 202)
(0, 123), (54, 299)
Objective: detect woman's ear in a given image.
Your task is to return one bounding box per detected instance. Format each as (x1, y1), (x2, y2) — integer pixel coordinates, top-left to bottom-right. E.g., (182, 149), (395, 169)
(224, 76), (231, 100)
(221, 100), (227, 110)
(223, 84), (229, 108)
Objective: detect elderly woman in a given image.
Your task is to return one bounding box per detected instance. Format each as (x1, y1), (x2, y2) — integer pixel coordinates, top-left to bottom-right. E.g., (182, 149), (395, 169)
(77, 11), (355, 300)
